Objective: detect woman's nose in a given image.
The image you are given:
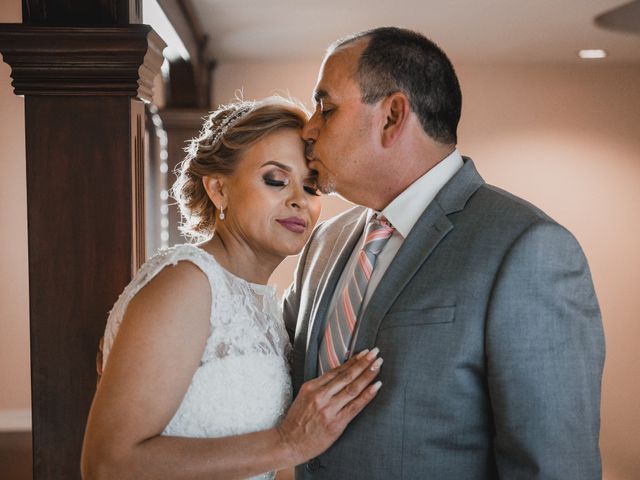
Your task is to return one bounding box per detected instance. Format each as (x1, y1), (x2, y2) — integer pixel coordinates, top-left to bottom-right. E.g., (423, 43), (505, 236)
(288, 185), (308, 210)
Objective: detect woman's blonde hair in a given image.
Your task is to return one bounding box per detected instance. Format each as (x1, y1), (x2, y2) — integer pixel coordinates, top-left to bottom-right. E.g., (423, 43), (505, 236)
(172, 96), (308, 240)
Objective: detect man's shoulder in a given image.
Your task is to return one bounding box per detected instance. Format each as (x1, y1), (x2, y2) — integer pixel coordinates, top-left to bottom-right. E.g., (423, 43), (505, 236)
(314, 204), (366, 238)
(471, 183), (556, 226)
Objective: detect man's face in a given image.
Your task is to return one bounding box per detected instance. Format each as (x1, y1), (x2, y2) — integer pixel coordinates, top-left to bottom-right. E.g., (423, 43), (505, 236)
(302, 43), (380, 201)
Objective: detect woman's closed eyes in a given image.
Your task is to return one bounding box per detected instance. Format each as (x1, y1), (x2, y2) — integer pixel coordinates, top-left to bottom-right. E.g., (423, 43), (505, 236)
(263, 172), (320, 196)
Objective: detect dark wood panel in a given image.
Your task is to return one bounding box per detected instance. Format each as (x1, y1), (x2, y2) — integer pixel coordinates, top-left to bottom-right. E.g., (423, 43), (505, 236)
(167, 59), (199, 108)
(0, 431), (32, 480)
(26, 96), (136, 479)
(23, 0), (141, 25)
(132, 101), (146, 269)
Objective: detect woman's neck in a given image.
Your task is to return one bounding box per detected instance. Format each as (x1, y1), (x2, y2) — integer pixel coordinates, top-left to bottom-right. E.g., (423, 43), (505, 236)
(199, 231), (282, 285)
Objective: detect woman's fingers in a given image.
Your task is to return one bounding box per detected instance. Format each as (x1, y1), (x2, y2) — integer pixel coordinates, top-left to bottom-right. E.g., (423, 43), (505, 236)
(337, 379), (383, 423)
(277, 348), (383, 462)
(323, 348), (382, 398)
(332, 356), (383, 405)
(318, 354), (382, 420)
(311, 349), (370, 388)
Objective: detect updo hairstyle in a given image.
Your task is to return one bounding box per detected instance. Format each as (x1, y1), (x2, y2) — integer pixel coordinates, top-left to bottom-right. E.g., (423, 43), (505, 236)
(172, 96), (308, 240)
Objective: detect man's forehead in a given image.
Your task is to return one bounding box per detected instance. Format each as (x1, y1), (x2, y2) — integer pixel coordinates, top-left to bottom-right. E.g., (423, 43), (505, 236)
(312, 47), (362, 102)
(323, 45), (361, 75)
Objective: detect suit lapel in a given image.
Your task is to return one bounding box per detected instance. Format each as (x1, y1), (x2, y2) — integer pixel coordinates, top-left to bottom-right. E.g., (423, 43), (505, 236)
(354, 157), (485, 352)
(354, 205), (452, 352)
(304, 210), (367, 380)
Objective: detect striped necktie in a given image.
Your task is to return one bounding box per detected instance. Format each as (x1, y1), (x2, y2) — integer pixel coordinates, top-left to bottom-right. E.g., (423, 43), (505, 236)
(318, 215), (395, 374)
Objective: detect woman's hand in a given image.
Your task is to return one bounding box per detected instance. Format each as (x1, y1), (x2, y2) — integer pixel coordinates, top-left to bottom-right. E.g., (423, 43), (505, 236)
(277, 348), (383, 464)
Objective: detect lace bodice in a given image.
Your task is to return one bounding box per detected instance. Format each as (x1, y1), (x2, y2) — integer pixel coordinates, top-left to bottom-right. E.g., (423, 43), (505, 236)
(102, 244), (292, 480)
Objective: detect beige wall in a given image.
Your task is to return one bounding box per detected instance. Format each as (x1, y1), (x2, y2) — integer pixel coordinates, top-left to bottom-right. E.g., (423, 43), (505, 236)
(0, 0), (29, 414)
(456, 65), (640, 480)
(214, 60), (640, 479)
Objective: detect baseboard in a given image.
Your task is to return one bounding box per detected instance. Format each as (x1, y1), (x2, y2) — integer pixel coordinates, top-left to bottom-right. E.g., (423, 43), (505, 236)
(0, 409), (31, 432)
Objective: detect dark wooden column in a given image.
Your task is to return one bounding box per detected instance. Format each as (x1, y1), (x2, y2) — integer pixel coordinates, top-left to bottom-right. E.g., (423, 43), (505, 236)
(0, 2), (165, 477)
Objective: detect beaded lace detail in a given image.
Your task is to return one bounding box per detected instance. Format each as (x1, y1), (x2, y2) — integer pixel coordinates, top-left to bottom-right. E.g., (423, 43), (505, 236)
(102, 244), (292, 480)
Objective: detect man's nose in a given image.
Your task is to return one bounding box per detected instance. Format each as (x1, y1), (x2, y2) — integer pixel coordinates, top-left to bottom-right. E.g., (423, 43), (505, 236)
(302, 113), (319, 142)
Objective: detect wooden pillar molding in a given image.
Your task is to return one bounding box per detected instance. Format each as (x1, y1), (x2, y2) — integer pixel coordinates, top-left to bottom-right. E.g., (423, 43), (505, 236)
(0, 11), (165, 480)
(0, 25), (163, 98)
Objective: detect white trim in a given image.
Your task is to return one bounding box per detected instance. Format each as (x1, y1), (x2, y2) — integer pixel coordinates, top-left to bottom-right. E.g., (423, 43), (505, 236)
(0, 409), (31, 432)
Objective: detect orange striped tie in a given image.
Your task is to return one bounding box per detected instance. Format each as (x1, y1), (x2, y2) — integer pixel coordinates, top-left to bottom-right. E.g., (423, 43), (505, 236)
(318, 216), (395, 374)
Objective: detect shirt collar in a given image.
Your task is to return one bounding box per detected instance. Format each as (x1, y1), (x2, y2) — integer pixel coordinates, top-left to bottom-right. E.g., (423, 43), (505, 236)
(368, 149), (464, 238)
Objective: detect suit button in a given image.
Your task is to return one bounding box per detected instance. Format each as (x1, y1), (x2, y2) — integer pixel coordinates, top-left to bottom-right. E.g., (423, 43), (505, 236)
(306, 457), (321, 472)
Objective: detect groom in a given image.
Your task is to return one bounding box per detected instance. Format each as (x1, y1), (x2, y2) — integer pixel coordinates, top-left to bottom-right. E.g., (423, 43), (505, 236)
(283, 27), (604, 479)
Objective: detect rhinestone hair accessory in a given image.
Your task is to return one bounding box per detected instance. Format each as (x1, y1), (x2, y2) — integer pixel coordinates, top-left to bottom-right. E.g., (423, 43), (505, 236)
(210, 102), (255, 147)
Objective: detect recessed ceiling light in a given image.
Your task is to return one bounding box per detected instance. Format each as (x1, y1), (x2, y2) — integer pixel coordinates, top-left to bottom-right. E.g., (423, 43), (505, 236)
(578, 49), (608, 59)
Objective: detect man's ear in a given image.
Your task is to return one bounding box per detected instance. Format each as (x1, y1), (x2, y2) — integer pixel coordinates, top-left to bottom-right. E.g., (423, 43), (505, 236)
(202, 175), (227, 211)
(381, 92), (410, 148)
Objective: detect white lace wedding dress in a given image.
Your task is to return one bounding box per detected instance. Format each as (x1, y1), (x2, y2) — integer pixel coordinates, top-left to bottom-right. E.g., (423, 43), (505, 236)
(101, 244), (293, 480)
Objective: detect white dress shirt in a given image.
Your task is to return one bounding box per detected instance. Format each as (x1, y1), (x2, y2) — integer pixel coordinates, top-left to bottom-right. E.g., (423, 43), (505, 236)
(324, 149), (464, 352)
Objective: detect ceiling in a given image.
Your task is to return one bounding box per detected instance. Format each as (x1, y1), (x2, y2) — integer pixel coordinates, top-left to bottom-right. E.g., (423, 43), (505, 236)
(189, 0), (640, 64)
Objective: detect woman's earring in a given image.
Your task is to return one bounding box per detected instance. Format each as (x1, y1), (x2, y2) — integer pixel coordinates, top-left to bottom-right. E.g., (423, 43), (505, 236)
(219, 206), (225, 220)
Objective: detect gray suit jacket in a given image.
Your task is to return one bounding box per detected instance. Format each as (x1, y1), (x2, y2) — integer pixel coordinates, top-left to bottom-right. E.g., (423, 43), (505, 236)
(283, 158), (604, 479)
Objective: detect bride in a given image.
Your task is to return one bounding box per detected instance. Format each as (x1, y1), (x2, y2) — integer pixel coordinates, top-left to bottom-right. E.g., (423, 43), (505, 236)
(81, 97), (383, 479)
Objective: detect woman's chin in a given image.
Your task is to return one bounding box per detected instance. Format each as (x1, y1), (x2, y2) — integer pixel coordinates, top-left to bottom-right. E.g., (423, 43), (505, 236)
(273, 240), (308, 258)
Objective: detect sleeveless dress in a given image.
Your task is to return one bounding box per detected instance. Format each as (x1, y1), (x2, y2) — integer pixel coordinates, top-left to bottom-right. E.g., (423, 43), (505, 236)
(101, 244), (293, 480)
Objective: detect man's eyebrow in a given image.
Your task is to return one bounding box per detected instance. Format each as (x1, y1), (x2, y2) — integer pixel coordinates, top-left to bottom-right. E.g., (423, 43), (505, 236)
(313, 89), (329, 104)
(260, 160), (292, 172)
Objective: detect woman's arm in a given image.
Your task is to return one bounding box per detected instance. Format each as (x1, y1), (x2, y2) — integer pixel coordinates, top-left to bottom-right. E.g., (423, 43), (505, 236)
(81, 261), (382, 480)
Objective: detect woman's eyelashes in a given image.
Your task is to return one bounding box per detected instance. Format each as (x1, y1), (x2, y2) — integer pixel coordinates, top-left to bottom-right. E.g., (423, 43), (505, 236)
(303, 184), (320, 196)
(262, 173), (320, 196)
(263, 174), (288, 188)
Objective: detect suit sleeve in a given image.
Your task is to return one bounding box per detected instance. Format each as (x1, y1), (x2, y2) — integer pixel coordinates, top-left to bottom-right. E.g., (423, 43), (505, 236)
(486, 220), (605, 479)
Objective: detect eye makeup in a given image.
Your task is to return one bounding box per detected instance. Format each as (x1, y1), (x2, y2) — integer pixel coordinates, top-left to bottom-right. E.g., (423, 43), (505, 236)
(263, 173), (289, 188)
(262, 171), (320, 196)
(303, 174), (320, 196)
(303, 185), (320, 196)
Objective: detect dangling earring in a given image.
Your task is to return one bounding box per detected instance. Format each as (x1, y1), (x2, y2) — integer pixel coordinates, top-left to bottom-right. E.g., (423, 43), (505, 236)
(219, 206), (225, 220)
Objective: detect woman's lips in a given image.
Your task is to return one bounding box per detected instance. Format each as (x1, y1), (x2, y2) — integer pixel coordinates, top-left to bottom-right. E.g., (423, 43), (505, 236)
(276, 217), (307, 234)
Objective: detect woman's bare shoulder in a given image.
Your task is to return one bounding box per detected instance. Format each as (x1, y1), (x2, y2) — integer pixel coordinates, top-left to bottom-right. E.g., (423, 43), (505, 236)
(130, 259), (211, 312)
